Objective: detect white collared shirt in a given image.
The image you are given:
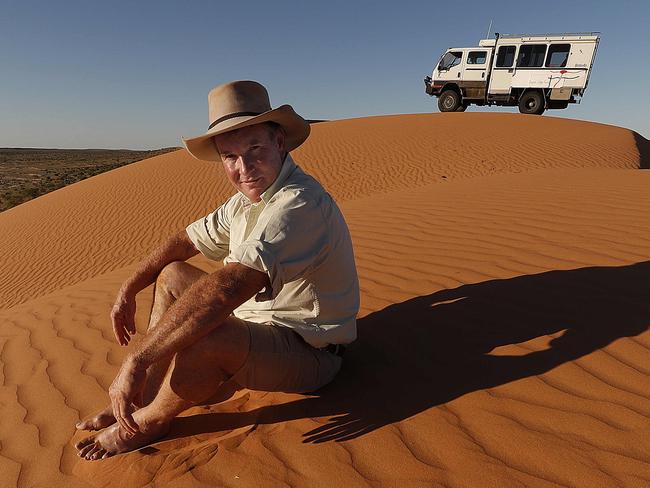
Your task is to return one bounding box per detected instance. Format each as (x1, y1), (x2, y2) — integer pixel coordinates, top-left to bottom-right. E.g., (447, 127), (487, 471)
(185, 155), (359, 348)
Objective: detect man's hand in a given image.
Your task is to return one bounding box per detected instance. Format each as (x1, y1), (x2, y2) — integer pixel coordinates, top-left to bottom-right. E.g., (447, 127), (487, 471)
(111, 291), (137, 346)
(108, 358), (146, 435)
(109, 230), (199, 346)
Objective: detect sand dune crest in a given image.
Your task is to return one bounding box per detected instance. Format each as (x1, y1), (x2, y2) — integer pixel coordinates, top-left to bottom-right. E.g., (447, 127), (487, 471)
(1, 114), (650, 487)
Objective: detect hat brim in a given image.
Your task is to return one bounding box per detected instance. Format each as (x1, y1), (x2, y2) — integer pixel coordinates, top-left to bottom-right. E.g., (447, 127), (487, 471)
(182, 104), (310, 161)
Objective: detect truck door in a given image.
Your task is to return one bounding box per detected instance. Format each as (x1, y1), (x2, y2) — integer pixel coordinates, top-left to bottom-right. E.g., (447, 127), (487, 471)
(463, 50), (489, 81)
(461, 50), (490, 99)
(435, 50), (464, 84)
(488, 44), (517, 95)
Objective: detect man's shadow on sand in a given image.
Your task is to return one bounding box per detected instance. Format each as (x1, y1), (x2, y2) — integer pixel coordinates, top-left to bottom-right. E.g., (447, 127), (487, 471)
(170, 261), (650, 444)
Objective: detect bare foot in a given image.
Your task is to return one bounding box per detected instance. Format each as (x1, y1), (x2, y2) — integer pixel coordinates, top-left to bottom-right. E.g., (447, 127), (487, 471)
(76, 405), (116, 431)
(76, 417), (170, 460)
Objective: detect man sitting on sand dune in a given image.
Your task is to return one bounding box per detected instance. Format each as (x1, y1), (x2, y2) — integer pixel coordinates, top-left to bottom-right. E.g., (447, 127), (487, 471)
(75, 80), (359, 460)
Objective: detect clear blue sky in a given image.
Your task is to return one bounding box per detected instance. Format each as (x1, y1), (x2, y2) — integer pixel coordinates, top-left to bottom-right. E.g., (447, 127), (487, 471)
(1, 0), (648, 149)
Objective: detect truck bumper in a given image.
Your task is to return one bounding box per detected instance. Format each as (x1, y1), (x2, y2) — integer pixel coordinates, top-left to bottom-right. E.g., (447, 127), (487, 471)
(424, 76), (441, 96)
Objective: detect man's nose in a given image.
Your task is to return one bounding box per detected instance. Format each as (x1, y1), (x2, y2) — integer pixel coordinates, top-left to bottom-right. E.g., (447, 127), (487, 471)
(237, 155), (256, 174)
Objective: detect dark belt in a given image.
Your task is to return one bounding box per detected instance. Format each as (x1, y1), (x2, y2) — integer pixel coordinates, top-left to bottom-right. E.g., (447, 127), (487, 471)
(322, 344), (346, 357)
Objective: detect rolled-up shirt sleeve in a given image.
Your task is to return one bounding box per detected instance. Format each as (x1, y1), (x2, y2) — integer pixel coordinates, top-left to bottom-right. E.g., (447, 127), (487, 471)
(185, 199), (233, 261)
(224, 192), (329, 301)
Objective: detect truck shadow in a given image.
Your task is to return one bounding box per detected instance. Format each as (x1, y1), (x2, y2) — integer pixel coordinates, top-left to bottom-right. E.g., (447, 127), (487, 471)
(169, 261), (650, 444)
(634, 131), (649, 169)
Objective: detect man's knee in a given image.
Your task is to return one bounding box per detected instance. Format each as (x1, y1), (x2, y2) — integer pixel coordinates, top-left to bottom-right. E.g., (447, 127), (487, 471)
(156, 261), (186, 287)
(156, 261), (204, 297)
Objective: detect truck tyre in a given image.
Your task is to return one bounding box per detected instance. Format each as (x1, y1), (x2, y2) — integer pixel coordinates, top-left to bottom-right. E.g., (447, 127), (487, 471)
(518, 91), (545, 115)
(438, 90), (461, 112)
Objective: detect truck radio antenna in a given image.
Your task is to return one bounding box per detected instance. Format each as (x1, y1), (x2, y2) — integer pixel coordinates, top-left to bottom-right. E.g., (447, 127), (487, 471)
(486, 19), (493, 39)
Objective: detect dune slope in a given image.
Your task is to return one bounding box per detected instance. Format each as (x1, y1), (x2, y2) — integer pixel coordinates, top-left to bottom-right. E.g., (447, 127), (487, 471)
(1, 113), (650, 487)
(0, 114), (644, 311)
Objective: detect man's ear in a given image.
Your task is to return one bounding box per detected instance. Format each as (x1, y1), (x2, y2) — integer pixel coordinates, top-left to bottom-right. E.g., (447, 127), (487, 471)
(275, 127), (286, 153)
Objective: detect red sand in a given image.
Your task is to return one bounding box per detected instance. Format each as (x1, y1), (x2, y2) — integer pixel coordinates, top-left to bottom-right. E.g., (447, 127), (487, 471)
(1, 113), (649, 487)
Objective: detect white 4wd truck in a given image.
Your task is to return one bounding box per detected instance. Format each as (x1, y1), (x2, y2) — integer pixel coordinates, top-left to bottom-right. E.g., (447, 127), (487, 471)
(424, 32), (600, 114)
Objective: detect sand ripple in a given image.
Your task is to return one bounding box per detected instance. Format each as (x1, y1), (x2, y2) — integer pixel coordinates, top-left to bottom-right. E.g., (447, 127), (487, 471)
(1, 114), (650, 487)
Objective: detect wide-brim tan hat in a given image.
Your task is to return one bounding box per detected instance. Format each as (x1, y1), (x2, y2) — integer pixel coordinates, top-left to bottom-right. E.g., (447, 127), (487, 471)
(182, 80), (310, 161)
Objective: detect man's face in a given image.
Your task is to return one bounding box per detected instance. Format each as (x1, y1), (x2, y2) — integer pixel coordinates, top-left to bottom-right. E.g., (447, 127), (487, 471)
(214, 123), (285, 203)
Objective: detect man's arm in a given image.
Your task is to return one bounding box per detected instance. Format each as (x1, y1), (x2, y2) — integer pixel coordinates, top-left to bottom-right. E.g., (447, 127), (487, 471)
(120, 229), (199, 296)
(109, 262), (269, 434)
(131, 262), (268, 368)
(112, 230), (200, 346)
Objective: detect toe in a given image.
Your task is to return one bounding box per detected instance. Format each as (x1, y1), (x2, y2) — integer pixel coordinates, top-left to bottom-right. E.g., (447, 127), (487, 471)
(78, 442), (97, 458)
(75, 436), (96, 451)
(84, 444), (101, 460)
(91, 448), (105, 460)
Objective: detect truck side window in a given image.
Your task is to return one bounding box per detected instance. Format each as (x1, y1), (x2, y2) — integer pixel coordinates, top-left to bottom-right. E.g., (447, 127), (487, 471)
(545, 44), (571, 67)
(439, 51), (463, 70)
(468, 51), (487, 65)
(495, 46), (516, 67)
(517, 44), (547, 68)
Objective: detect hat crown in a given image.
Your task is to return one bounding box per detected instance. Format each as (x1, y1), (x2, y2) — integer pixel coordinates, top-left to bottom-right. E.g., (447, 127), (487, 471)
(183, 80), (310, 161)
(208, 81), (272, 127)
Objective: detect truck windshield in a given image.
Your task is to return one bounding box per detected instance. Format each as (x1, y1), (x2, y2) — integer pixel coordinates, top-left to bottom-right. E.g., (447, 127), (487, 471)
(439, 51), (462, 70)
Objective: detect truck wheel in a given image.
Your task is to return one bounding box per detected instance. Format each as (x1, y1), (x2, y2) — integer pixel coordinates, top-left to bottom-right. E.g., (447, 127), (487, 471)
(518, 91), (545, 115)
(438, 90), (461, 112)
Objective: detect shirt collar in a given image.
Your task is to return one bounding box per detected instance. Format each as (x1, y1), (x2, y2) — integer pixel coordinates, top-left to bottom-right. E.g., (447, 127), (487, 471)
(241, 153), (297, 206)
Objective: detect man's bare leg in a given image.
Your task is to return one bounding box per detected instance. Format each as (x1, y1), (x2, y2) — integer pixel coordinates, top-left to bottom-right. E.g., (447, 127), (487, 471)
(76, 316), (250, 459)
(76, 261), (208, 431)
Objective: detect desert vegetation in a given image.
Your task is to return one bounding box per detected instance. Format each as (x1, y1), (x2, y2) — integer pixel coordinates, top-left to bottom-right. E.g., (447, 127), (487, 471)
(0, 147), (178, 211)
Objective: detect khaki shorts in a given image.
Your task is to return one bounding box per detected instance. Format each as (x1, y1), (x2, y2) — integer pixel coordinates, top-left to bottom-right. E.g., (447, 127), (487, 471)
(231, 321), (343, 394)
